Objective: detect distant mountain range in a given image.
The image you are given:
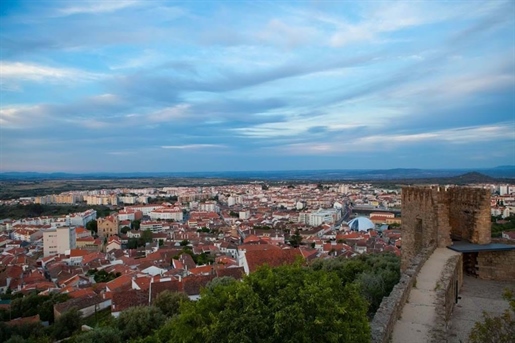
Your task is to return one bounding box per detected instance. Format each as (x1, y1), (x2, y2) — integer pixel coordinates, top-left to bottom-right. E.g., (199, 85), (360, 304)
(0, 166), (514, 181)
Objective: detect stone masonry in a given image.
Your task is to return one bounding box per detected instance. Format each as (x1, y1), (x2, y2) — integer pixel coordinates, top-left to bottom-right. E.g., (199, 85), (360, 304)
(401, 187), (491, 271)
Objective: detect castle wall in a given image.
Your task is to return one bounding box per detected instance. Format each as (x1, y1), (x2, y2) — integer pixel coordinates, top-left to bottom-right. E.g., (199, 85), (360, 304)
(401, 186), (491, 271)
(401, 188), (442, 271)
(477, 250), (515, 281)
(447, 188), (491, 244)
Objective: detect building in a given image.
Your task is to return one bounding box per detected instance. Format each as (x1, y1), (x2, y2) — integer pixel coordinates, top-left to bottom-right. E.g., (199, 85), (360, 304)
(43, 226), (77, 257)
(97, 215), (119, 237)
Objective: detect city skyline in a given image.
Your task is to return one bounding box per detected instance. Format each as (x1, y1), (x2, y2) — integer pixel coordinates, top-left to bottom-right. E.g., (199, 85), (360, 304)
(1, 0), (514, 172)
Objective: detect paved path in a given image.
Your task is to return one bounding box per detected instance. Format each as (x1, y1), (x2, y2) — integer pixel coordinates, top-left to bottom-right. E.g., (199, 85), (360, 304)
(391, 248), (461, 343)
(448, 275), (514, 343)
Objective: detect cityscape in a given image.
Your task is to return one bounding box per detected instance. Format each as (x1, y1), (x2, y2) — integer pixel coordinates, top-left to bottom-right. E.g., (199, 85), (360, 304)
(1, 0), (515, 342)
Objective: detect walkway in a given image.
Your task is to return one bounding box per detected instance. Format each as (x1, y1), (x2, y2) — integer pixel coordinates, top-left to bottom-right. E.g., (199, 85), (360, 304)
(391, 248), (460, 343)
(448, 275), (514, 343)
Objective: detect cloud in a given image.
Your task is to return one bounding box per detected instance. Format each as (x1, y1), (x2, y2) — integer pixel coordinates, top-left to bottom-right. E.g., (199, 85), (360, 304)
(0, 61), (101, 85)
(57, 0), (140, 16)
(161, 144), (225, 150)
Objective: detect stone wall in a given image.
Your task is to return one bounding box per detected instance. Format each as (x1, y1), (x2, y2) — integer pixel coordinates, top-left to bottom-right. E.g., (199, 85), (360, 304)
(447, 188), (491, 244)
(401, 186), (491, 271)
(370, 246), (435, 343)
(401, 188), (441, 271)
(477, 250), (515, 280)
(432, 254), (463, 342)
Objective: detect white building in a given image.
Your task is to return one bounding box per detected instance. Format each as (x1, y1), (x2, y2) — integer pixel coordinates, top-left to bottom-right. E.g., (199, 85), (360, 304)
(239, 210), (251, 220)
(43, 226), (77, 257)
(69, 210), (97, 227)
(308, 208), (341, 226)
(149, 208), (183, 221)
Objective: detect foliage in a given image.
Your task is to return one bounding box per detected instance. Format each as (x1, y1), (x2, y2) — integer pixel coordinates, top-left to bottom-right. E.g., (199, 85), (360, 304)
(491, 216), (515, 238)
(86, 269), (121, 283)
(0, 321), (49, 343)
(153, 291), (190, 318)
(120, 226), (130, 234)
(289, 229), (303, 247)
(310, 253), (401, 315)
(132, 219), (141, 230)
(469, 289), (515, 343)
(205, 276), (237, 290)
(86, 220), (98, 234)
(0, 204), (111, 220)
(71, 327), (123, 343)
(179, 240), (190, 246)
(126, 229), (153, 249)
(162, 263), (370, 343)
(116, 306), (166, 341)
(52, 307), (82, 340)
(8, 292), (70, 323)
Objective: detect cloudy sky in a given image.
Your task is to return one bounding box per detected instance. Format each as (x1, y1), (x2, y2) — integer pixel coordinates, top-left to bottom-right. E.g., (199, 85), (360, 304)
(1, 0), (514, 172)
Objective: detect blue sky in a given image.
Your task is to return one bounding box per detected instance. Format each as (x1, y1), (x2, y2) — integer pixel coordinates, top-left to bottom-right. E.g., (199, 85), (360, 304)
(1, 0), (514, 172)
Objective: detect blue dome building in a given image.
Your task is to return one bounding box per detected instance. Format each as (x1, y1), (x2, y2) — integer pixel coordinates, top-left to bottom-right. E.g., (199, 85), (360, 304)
(347, 217), (375, 232)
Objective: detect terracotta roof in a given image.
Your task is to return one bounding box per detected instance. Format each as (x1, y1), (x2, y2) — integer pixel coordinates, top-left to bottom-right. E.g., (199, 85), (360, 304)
(215, 266), (245, 280)
(182, 275), (214, 296)
(244, 248), (303, 273)
(112, 289), (148, 312)
(149, 279), (182, 302)
(105, 274), (133, 292)
(54, 294), (105, 315)
(6, 315), (40, 326)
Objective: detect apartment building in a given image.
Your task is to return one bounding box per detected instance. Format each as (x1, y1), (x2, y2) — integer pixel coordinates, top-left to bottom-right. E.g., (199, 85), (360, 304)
(43, 226), (77, 257)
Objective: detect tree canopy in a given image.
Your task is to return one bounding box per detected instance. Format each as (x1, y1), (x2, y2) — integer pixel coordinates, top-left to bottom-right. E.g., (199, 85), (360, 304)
(162, 263), (370, 343)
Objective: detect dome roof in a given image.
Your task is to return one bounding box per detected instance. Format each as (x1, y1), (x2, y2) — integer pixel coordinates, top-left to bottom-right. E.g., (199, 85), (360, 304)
(347, 217), (375, 232)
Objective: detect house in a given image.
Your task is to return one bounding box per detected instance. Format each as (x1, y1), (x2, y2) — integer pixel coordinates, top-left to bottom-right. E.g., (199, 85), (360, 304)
(111, 289), (148, 318)
(54, 294), (111, 319)
(240, 248), (303, 275)
(106, 236), (121, 253)
(502, 231), (515, 240)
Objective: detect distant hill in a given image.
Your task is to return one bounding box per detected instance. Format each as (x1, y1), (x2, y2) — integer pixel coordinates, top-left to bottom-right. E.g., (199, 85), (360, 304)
(447, 172), (496, 184)
(0, 167), (514, 181)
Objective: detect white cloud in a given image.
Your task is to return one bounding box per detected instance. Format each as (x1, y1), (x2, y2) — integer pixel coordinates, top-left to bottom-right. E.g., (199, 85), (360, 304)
(147, 104), (190, 122)
(0, 62), (100, 82)
(161, 144), (225, 150)
(57, 0), (139, 16)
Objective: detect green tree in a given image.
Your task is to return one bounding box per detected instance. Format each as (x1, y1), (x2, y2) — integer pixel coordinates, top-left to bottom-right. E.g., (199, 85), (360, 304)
(142, 229), (153, 244)
(52, 307), (82, 340)
(86, 220), (98, 234)
(162, 263), (370, 343)
(72, 327), (123, 343)
(289, 229), (303, 247)
(120, 226), (130, 234)
(153, 291), (190, 318)
(116, 306), (166, 341)
(179, 240), (190, 247)
(132, 220), (141, 230)
(469, 289), (515, 343)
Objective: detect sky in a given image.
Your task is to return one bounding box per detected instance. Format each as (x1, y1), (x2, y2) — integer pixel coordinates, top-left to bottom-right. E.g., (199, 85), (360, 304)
(0, 0), (514, 173)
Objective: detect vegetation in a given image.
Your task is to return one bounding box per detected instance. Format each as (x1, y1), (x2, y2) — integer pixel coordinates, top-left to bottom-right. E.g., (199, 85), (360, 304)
(1, 254), (400, 342)
(469, 289), (515, 343)
(0, 292), (70, 323)
(491, 215), (515, 238)
(0, 204), (111, 220)
(127, 229), (154, 249)
(163, 263), (370, 343)
(86, 269), (121, 283)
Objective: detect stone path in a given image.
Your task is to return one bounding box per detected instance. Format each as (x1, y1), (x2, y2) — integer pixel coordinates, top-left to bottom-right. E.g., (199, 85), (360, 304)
(391, 248), (461, 343)
(448, 275), (514, 343)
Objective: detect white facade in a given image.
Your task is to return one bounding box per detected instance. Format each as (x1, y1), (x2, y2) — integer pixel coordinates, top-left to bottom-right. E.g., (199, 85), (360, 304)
(308, 208), (341, 226)
(149, 208), (183, 221)
(43, 226), (77, 257)
(69, 209), (97, 227)
(239, 210), (251, 220)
